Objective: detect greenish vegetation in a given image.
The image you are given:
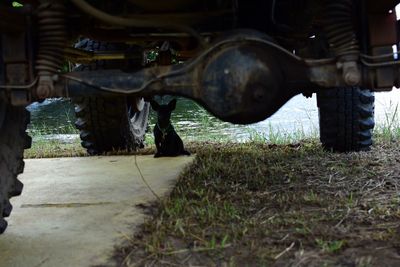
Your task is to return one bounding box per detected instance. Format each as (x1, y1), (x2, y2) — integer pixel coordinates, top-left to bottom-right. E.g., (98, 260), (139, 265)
(315, 239), (346, 254)
(25, 120), (400, 159)
(25, 118), (82, 158)
(113, 140), (400, 266)
(25, 113), (316, 158)
(375, 103), (400, 142)
(25, 138), (86, 159)
(12, 1), (23, 8)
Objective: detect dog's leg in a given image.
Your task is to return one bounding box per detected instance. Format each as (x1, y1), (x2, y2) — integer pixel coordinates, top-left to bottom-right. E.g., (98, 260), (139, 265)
(154, 141), (163, 158)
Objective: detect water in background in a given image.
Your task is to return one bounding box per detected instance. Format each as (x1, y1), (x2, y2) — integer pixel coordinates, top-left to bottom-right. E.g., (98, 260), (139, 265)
(27, 90), (400, 143)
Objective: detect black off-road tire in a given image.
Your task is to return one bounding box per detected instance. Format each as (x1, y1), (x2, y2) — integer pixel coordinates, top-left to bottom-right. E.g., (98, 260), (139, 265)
(72, 40), (150, 155)
(0, 95), (31, 234)
(317, 87), (375, 152)
(73, 97), (149, 155)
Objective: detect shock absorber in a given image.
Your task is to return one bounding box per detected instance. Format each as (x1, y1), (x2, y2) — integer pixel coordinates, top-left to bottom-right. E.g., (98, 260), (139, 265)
(36, 0), (66, 99)
(324, 0), (361, 86)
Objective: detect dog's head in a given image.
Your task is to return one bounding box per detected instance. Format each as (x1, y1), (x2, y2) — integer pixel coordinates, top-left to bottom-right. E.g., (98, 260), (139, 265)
(150, 99), (176, 128)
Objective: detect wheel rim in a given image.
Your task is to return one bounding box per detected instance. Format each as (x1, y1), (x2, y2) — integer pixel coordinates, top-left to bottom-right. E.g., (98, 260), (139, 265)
(129, 102), (150, 139)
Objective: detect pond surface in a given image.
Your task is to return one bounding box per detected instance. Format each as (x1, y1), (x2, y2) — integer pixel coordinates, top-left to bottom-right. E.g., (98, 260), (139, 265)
(27, 90), (400, 143)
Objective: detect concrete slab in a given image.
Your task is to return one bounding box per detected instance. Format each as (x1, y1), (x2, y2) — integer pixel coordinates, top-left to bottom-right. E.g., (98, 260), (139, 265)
(0, 155), (194, 267)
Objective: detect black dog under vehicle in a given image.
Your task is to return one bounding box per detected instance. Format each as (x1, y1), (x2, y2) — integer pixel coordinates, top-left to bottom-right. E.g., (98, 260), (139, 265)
(0, 0), (398, 233)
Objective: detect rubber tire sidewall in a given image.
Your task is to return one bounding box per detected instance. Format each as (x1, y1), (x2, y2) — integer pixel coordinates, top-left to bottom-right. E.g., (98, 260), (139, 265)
(317, 87), (375, 152)
(72, 40), (149, 155)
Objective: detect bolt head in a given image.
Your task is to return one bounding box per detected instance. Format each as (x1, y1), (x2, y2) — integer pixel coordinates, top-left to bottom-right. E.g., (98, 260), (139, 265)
(344, 71), (361, 86)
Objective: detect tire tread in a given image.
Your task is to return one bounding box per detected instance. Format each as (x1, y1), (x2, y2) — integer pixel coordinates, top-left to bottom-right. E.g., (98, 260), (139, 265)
(317, 87), (375, 152)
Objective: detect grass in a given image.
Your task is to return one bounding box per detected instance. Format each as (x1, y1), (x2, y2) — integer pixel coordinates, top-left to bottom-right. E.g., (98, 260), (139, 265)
(25, 120), (85, 158)
(25, 121), (400, 159)
(24, 138), (86, 158)
(315, 239), (346, 254)
(375, 102), (400, 143)
(110, 140), (400, 267)
(25, 119), (318, 158)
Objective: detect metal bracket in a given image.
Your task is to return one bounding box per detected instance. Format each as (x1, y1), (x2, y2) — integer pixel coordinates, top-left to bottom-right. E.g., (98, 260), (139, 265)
(0, 5), (34, 106)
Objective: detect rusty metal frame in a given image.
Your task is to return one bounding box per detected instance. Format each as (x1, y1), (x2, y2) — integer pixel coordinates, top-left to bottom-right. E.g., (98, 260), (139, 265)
(0, 5), (34, 106)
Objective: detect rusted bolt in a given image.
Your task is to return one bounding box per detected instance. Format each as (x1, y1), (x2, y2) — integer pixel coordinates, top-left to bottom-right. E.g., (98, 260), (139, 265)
(342, 61), (361, 86)
(36, 84), (51, 99)
(344, 71), (361, 86)
(36, 76), (53, 99)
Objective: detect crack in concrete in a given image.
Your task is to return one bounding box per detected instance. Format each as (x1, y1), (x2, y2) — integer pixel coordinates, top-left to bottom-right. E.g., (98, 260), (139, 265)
(20, 202), (114, 208)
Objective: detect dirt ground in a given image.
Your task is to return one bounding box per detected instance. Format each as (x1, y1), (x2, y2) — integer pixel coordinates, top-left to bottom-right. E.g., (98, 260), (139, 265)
(110, 140), (400, 267)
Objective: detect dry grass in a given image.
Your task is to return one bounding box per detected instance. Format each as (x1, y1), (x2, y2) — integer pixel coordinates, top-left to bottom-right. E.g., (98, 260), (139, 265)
(24, 140), (229, 159)
(110, 140), (400, 267)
